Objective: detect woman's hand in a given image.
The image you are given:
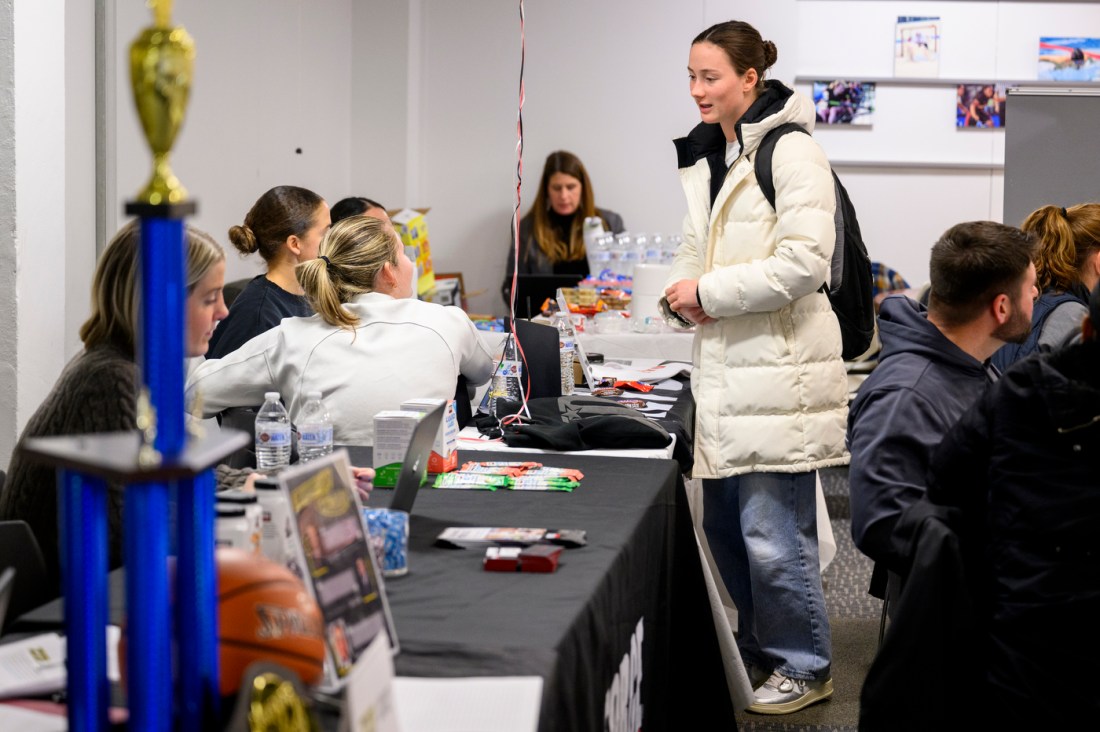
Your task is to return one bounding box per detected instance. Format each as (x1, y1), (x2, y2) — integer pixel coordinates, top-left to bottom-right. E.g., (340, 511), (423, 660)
(664, 279), (716, 325)
(351, 466), (376, 502)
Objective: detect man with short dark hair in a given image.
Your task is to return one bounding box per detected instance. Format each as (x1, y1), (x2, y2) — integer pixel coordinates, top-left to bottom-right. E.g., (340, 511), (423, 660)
(847, 220), (1037, 574)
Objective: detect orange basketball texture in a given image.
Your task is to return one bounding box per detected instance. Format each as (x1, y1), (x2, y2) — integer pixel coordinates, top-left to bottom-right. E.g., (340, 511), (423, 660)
(216, 547), (326, 697)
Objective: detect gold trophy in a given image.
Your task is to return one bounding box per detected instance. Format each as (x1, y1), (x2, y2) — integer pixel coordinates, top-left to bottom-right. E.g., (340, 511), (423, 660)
(130, 0), (195, 205)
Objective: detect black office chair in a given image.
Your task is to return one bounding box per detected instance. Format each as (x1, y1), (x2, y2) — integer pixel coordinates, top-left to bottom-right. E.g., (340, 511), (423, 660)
(222, 277), (252, 309)
(218, 407), (259, 469)
(0, 520), (52, 630)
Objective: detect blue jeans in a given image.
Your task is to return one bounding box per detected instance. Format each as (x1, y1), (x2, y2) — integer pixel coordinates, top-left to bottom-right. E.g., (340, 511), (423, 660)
(702, 471), (831, 681)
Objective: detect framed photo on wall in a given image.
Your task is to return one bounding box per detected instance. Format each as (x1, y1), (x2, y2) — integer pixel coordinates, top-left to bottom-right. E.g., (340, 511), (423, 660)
(813, 81), (876, 125)
(895, 16), (942, 77)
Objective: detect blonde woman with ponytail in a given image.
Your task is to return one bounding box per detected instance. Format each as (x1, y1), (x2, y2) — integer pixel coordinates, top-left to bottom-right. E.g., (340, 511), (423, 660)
(187, 215), (494, 446)
(991, 202), (1100, 371)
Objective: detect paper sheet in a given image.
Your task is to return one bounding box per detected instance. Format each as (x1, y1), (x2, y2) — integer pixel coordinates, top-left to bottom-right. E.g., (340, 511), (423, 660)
(590, 360), (692, 382)
(0, 627), (120, 701)
(0, 703), (67, 732)
(392, 676), (542, 732)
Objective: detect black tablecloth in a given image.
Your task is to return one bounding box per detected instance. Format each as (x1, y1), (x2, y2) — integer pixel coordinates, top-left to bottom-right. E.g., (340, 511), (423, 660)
(347, 446), (730, 732)
(11, 447), (731, 732)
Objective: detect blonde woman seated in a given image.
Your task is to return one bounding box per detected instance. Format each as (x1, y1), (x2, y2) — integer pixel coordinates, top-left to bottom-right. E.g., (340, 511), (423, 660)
(0, 221), (234, 594)
(186, 215), (494, 445)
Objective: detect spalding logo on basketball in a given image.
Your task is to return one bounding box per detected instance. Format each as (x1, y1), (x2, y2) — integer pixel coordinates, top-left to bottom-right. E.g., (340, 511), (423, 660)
(118, 548), (327, 699)
(216, 547), (326, 697)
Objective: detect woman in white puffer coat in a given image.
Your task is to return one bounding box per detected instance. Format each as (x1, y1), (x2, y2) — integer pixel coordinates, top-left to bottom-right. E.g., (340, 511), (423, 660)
(659, 20), (848, 715)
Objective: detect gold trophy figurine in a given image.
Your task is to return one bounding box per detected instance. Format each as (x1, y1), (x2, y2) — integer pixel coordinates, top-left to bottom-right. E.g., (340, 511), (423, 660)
(130, 0), (195, 205)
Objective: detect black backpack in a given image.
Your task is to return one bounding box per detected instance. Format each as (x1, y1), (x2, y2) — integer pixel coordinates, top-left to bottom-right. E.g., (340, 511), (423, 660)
(754, 122), (875, 360)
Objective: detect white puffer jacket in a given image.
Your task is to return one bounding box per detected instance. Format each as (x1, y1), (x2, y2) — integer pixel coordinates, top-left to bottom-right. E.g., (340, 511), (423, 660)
(661, 82), (849, 478)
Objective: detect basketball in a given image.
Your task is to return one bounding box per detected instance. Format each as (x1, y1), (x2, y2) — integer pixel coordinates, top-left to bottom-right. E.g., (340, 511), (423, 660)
(216, 547), (326, 697)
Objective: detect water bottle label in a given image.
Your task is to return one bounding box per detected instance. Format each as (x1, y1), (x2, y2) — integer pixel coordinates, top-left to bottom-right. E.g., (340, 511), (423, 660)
(495, 360), (522, 378)
(594, 251), (611, 262)
(559, 336), (575, 351)
(257, 425), (291, 446)
(299, 425), (333, 446)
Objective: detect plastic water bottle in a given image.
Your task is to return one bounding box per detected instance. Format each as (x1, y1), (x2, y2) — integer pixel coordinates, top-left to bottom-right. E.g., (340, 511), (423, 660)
(590, 233), (613, 279)
(662, 233), (683, 265)
(617, 233), (638, 279)
(583, 216), (606, 275)
(549, 312), (576, 396)
(645, 233), (664, 265)
(633, 233), (650, 265)
(255, 391), (291, 470)
(297, 391), (333, 462)
(488, 335), (524, 416)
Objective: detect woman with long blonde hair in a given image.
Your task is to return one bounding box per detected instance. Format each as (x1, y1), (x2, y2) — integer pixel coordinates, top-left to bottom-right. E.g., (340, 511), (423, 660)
(0, 221), (231, 596)
(188, 215), (493, 446)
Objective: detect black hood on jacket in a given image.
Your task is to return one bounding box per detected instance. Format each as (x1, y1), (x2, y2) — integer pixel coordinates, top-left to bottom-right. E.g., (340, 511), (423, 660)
(673, 80), (794, 169)
(876, 295), (988, 378)
(1025, 339), (1100, 433)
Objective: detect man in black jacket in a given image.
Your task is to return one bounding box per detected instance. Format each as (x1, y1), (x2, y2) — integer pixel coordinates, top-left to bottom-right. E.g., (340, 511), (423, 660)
(921, 281), (1100, 726)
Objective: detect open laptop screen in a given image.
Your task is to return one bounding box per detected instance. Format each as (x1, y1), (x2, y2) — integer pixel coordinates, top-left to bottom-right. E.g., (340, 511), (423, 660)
(388, 402), (446, 514)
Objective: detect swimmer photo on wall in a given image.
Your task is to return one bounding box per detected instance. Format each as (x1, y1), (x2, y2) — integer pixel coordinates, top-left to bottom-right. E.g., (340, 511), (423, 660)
(956, 83), (1006, 129)
(895, 16), (941, 77)
(1038, 37), (1100, 82)
(813, 81), (876, 126)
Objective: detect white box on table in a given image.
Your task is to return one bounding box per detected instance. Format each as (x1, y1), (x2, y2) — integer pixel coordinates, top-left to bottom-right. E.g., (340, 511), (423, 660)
(372, 410), (424, 487)
(400, 397), (458, 473)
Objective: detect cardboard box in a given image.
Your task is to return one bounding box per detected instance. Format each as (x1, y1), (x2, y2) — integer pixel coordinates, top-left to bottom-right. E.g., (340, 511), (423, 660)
(400, 397), (458, 473)
(372, 410), (424, 487)
(390, 208), (435, 296)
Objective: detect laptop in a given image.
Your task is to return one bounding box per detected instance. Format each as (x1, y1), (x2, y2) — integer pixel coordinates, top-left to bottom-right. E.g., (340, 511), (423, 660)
(511, 274), (584, 319)
(388, 402), (446, 514)
(476, 318), (563, 416)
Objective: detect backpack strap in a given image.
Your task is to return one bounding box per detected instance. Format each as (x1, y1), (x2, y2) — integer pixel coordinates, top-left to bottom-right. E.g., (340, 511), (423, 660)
(753, 122), (809, 210)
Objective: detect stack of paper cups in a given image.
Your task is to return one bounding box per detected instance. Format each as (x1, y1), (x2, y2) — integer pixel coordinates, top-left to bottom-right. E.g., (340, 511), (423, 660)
(630, 262), (673, 323)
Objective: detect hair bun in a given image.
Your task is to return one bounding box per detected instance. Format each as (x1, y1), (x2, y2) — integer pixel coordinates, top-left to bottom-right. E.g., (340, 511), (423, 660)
(227, 224), (258, 255)
(762, 40), (778, 70)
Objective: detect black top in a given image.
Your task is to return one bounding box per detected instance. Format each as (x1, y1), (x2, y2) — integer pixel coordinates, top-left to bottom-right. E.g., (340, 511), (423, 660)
(206, 275), (312, 358)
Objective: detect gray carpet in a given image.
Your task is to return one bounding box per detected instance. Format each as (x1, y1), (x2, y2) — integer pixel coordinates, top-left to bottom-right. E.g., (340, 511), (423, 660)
(734, 466), (880, 732)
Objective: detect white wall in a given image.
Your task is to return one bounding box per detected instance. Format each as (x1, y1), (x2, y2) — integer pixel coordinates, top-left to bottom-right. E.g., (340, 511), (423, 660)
(3, 0), (1094, 467)
(348, 0), (409, 209)
(65, 0), (97, 360)
(408, 0), (715, 315)
(0, 0), (69, 469)
(793, 1), (1100, 287)
(110, 0), (355, 286)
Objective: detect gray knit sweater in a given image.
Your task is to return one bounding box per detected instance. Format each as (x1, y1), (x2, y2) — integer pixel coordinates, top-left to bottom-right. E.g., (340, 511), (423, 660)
(0, 342), (247, 596)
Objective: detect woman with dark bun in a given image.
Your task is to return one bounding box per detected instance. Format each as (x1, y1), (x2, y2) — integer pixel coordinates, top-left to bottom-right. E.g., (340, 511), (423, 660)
(188, 216), (493, 446)
(207, 185), (330, 358)
(991, 202), (1100, 371)
(501, 150), (624, 305)
(659, 20), (846, 714)
(330, 196), (390, 226)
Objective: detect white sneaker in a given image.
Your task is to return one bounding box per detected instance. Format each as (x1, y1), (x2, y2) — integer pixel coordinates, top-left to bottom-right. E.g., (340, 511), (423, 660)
(746, 671), (833, 715)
